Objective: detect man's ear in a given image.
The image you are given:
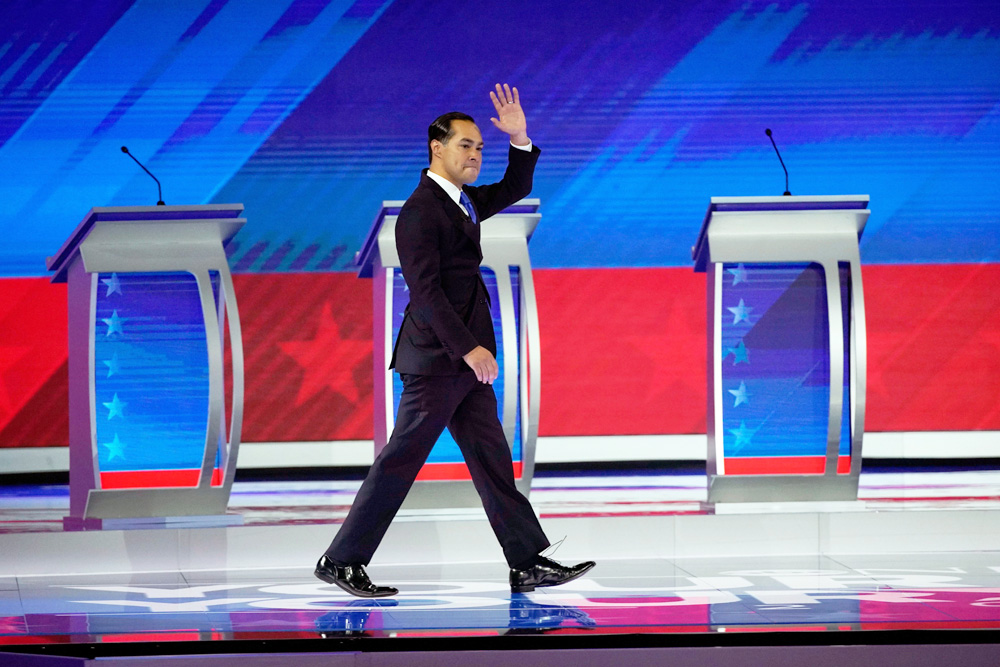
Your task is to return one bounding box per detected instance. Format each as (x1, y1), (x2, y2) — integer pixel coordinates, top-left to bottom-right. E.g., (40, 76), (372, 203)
(430, 139), (443, 160)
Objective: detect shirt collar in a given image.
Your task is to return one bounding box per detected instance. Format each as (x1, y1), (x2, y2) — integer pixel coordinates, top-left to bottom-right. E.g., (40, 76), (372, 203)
(425, 169), (464, 206)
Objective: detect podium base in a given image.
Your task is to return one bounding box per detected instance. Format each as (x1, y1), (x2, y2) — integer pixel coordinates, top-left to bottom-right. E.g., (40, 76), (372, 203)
(400, 480), (482, 510)
(708, 474), (860, 503)
(63, 513), (244, 532)
(704, 500), (868, 515)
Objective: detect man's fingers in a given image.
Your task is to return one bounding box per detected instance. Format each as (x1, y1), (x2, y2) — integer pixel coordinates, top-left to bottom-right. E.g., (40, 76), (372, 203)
(473, 360), (497, 384)
(492, 83), (517, 108)
(464, 346), (499, 383)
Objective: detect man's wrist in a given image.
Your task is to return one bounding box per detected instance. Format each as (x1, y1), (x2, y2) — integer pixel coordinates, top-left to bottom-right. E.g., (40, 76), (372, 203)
(510, 135), (532, 151)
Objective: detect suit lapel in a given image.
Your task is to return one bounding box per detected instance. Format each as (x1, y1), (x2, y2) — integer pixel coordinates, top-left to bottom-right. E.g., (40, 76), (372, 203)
(421, 174), (482, 255)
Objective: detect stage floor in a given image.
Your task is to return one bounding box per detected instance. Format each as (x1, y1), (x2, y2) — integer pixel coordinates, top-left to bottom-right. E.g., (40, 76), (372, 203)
(2, 467), (1000, 656)
(4, 467), (1000, 534)
(5, 552), (1000, 642)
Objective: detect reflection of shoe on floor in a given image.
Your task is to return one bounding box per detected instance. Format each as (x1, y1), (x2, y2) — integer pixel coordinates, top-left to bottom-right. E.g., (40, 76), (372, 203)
(315, 599), (399, 637)
(509, 556), (596, 593)
(506, 593), (597, 633)
(314, 555), (398, 598)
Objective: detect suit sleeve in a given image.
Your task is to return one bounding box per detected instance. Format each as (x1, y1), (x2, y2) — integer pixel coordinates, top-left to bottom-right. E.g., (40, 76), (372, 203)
(395, 204), (480, 361)
(466, 144), (540, 221)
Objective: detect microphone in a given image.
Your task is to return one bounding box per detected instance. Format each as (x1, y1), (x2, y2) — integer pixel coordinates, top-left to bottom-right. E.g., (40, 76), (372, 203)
(120, 146), (165, 205)
(764, 129), (791, 196)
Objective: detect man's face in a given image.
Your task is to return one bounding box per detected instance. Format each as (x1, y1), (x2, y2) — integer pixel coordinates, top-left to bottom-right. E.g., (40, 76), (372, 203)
(431, 119), (483, 186)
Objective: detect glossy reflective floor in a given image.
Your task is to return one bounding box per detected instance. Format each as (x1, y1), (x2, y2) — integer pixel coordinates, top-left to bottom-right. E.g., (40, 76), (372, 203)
(3, 467), (1000, 650)
(5, 552), (1000, 646)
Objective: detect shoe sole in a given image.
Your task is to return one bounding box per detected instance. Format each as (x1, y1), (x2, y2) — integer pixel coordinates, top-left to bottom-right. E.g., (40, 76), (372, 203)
(314, 568), (397, 598)
(510, 562), (596, 594)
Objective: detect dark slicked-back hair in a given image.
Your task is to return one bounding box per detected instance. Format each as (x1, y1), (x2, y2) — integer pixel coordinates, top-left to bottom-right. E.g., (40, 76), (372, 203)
(428, 111), (475, 164)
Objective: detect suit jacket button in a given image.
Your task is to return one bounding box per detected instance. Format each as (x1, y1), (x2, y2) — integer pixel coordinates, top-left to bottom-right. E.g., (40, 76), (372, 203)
(478, 299), (486, 304)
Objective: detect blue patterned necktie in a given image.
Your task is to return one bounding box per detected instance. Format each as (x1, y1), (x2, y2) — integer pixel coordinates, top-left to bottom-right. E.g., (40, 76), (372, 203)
(459, 190), (477, 224)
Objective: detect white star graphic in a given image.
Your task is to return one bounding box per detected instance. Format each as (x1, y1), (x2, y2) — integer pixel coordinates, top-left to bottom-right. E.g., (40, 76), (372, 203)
(727, 299), (753, 325)
(727, 263), (748, 286)
(103, 393), (127, 420)
(724, 340), (750, 365)
(102, 310), (125, 337)
(728, 381), (751, 407)
(102, 433), (125, 461)
(101, 273), (123, 297)
(103, 353), (121, 378)
(728, 420), (757, 451)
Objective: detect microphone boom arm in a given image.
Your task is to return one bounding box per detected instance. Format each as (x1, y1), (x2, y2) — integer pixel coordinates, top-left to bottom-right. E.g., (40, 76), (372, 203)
(765, 128), (791, 196)
(121, 146), (165, 205)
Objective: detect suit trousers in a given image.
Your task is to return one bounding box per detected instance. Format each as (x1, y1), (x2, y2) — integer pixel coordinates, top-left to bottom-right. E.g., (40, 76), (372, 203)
(325, 371), (550, 567)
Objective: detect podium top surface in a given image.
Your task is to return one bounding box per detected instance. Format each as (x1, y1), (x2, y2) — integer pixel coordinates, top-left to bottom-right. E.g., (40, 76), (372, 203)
(47, 204), (244, 283)
(692, 195), (869, 272)
(354, 198), (541, 278)
(709, 194), (869, 207)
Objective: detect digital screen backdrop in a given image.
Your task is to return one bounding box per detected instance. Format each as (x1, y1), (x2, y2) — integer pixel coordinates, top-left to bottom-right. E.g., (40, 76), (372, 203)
(1, 0), (998, 451)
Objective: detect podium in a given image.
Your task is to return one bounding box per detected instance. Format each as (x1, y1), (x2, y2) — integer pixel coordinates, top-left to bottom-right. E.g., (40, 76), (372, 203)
(355, 199), (542, 509)
(47, 205), (246, 529)
(692, 196), (870, 503)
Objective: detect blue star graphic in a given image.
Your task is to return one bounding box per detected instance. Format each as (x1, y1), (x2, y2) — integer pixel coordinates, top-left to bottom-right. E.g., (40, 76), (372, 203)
(103, 393), (127, 420)
(728, 381), (751, 407)
(102, 433), (126, 461)
(724, 340), (750, 365)
(101, 273), (123, 297)
(727, 263), (748, 286)
(103, 353), (121, 378)
(102, 310), (125, 337)
(728, 420), (757, 452)
(727, 299), (753, 325)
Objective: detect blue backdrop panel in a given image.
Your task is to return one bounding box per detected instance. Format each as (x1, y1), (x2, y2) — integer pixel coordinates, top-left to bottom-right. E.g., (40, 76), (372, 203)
(94, 271), (213, 475)
(720, 262), (851, 463)
(1, 1), (997, 277)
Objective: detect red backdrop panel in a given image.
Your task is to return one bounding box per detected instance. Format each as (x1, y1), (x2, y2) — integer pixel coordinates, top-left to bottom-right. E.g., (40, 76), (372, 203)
(1, 263), (999, 448)
(235, 273), (373, 442)
(534, 267), (707, 435)
(863, 263), (1000, 432)
(0, 279), (67, 447)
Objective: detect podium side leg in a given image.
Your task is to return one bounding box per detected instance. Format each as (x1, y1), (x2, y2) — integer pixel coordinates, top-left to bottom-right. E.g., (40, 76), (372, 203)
(822, 261), (845, 476)
(66, 259), (98, 520)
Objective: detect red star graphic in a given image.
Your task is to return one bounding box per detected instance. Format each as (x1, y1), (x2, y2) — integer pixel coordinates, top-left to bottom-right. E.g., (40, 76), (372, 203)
(278, 303), (373, 407)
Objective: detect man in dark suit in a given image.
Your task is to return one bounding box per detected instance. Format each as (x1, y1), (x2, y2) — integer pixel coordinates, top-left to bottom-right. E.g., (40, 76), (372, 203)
(315, 84), (595, 598)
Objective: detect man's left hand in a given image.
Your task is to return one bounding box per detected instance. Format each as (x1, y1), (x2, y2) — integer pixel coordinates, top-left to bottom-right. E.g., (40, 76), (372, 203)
(489, 83), (529, 146)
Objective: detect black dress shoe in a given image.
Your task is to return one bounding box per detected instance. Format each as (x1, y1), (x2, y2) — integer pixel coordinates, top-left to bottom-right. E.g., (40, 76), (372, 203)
(314, 555), (398, 598)
(509, 556), (596, 593)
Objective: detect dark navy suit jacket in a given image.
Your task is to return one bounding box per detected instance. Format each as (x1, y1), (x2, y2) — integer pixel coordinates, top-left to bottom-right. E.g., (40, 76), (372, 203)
(390, 144), (540, 375)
